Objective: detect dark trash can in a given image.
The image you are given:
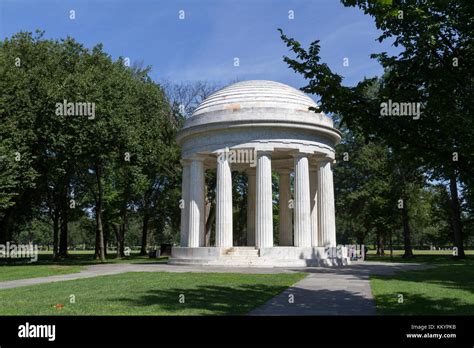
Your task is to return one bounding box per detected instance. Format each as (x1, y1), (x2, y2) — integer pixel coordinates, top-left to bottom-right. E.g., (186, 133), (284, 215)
(160, 244), (173, 257)
(148, 249), (161, 258)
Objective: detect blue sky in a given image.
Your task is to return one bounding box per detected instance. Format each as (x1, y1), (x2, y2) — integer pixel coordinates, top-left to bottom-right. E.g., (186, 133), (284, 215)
(0, 0), (398, 90)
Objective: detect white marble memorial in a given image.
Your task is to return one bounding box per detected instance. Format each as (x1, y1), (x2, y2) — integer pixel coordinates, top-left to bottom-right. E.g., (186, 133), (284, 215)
(170, 80), (350, 267)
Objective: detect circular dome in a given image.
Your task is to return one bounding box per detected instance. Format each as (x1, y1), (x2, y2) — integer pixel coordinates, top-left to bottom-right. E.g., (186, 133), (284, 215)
(177, 79), (341, 160)
(182, 80), (335, 132)
(192, 80), (318, 116)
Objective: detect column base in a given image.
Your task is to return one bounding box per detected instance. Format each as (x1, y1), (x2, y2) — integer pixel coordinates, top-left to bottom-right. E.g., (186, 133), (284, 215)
(169, 246), (351, 267)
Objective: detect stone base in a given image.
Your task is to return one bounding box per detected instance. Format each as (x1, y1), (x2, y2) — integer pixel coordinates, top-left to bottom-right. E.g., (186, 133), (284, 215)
(169, 246), (351, 267)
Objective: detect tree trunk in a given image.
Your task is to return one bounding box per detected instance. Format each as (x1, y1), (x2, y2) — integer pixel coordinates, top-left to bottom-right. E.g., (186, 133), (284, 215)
(115, 204), (127, 259)
(0, 207), (14, 244)
(449, 172), (465, 259)
(58, 217), (68, 257)
(376, 232), (385, 256)
(114, 224), (125, 259)
(112, 224), (119, 258)
(401, 199), (414, 258)
(52, 209), (60, 259)
(140, 212), (149, 256)
(58, 184), (69, 258)
(119, 225), (125, 257)
(94, 165), (106, 262)
(103, 219), (109, 257)
(389, 230), (393, 261)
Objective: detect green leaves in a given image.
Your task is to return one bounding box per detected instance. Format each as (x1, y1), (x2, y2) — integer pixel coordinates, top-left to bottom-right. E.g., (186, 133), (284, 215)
(279, 0), (473, 250)
(0, 31), (180, 248)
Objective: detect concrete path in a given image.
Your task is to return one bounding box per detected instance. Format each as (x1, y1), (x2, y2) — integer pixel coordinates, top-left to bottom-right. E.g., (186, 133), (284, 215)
(0, 261), (431, 315)
(249, 262), (433, 315)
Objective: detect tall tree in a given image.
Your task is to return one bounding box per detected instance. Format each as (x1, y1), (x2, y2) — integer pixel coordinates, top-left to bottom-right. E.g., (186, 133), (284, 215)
(0, 31), (176, 260)
(279, 0), (472, 258)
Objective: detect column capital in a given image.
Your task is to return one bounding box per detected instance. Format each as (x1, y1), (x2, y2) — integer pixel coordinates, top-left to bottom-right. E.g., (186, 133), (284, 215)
(180, 159), (191, 166)
(189, 154), (207, 162)
(291, 151), (312, 159)
(255, 150), (273, 157)
(314, 155), (335, 165)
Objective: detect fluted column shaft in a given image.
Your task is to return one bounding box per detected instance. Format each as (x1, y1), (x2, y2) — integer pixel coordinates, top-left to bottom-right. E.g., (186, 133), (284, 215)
(255, 151), (273, 248)
(318, 159), (336, 247)
(293, 154), (312, 247)
(216, 155), (233, 247)
(188, 157), (205, 247)
(246, 169), (256, 246)
(180, 161), (190, 247)
(310, 168), (319, 246)
(278, 170), (293, 246)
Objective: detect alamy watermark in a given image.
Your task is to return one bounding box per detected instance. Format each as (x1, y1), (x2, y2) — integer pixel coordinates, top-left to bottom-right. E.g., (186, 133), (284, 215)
(217, 147), (257, 167)
(18, 322), (55, 341)
(0, 242), (38, 262)
(324, 244), (365, 260)
(55, 99), (96, 120)
(380, 99), (421, 120)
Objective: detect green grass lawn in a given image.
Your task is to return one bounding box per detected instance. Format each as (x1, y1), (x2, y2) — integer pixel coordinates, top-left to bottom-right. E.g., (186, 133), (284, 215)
(3, 248), (473, 316)
(0, 271), (306, 315)
(0, 264), (85, 282)
(368, 251), (474, 315)
(366, 249), (474, 263)
(0, 251), (167, 282)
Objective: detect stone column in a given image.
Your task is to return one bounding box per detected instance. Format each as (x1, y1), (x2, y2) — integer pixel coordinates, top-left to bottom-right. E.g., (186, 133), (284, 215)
(317, 158), (336, 247)
(278, 169), (293, 246)
(255, 151), (273, 248)
(293, 153), (312, 247)
(180, 160), (190, 247)
(216, 153), (233, 247)
(309, 167), (319, 246)
(188, 156), (205, 247)
(246, 169), (256, 246)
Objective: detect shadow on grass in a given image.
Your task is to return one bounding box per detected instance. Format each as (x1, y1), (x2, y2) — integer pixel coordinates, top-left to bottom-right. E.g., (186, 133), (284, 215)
(375, 292), (474, 315)
(112, 282), (378, 315)
(112, 283), (299, 315)
(372, 260), (474, 315)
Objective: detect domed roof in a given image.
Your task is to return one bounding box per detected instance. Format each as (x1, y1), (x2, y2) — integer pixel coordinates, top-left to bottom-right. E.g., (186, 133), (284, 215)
(192, 80), (318, 116)
(179, 80), (338, 146)
(177, 80), (341, 157)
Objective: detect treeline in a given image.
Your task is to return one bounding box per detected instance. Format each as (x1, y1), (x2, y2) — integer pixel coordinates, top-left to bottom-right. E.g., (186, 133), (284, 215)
(333, 126), (472, 255)
(0, 31), (184, 261)
(279, 0), (473, 258)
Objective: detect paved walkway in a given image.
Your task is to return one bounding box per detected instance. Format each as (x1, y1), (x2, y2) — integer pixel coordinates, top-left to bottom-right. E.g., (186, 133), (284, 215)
(249, 262), (432, 315)
(0, 261), (431, 315)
